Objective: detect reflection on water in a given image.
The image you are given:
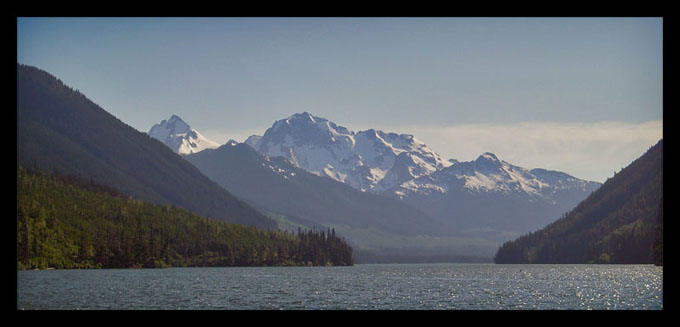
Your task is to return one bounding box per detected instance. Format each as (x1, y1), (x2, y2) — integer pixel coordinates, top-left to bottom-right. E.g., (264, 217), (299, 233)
(17, 263), (662, 310)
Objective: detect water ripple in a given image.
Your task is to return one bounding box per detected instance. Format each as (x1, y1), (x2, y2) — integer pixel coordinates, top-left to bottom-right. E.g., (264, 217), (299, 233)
(17, 264), (662, 310)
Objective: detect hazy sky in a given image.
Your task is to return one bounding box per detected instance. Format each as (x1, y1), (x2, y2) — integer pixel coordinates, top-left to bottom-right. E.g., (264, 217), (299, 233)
(17, 17), (663, 182)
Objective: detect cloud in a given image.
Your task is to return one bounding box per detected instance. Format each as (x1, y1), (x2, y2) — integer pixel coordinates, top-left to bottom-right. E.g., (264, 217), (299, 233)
(367, 121), (663, 183)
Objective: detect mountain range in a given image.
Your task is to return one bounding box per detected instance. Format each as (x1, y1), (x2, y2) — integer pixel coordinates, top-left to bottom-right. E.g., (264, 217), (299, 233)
(240, 112), (601, 241)
(150, 112), (602, 258)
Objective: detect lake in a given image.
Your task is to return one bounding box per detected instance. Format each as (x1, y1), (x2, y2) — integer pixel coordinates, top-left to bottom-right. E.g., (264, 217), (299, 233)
(17, 263), (662, 310)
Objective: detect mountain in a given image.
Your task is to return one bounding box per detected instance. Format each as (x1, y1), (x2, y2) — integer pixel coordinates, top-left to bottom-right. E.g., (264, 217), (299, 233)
(17, 63), (276, 230)
(148, 115), (219, 154)
(245, 112), (451, 192)
(494, 139), (663, 264)
(245, 112), (601, 242)
(384, 152), (602, 240)
(184, 142), (497, 260)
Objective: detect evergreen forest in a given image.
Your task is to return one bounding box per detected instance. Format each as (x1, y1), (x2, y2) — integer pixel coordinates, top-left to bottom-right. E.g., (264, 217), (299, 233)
(494, 139), (663, 264)
(17, 166), (353, 269)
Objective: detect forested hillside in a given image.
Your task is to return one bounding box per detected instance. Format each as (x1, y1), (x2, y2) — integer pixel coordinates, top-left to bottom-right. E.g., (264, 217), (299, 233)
(494, 139), (663, 264)
(17, 167), (353, 269)
(17, 63), (275, 229)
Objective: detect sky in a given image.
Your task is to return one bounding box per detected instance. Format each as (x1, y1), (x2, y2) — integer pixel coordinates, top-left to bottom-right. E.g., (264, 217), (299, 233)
(17, 17), (663, 182)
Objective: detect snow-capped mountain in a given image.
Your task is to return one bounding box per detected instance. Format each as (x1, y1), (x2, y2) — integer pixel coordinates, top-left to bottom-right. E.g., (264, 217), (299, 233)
(245, 112), (451, 192)
(140, 110), (604, 258)
(148, 115), (219, 155)
(385, 152), (602, 241)
(242, 112), (602, 240)
(393, 152), (600, 200)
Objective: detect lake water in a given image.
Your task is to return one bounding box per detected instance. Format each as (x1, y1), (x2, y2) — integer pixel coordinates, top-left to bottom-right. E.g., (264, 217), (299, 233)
(17, 263), (662, 310)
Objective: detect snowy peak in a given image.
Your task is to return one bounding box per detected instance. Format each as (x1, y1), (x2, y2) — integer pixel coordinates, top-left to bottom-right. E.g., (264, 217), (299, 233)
(470, 152), (505, 172)
(248, 112), (449, 192)
(149, 115), (188, 140)
(148, 115), (219, 155)
(289, 111), (317, 123)
(166, 115), (191, 133)
(275, 112), (326, 132)
(395, 152), (601, 200)
(263, 112), (353, 149)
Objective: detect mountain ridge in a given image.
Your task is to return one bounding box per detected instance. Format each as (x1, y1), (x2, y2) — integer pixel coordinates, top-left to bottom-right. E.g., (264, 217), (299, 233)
(17, 63), (277, 230)
(386, 151), (601, 240)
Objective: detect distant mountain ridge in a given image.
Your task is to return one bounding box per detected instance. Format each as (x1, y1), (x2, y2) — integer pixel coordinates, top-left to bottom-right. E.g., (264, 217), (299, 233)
(148, 115), (219, 154)
(242, 112), (601, 241)
(17, 63), (276, 230)
(392, 152), (598, 198)
(386, 151), (602, 241)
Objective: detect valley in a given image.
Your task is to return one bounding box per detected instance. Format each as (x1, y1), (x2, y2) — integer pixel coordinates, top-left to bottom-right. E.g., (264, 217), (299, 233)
(151, 112), (603, 260)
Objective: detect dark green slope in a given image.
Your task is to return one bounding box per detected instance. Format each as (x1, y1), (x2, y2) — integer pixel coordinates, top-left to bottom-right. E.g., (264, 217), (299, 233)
(17, 167), (353, 269)
(17, 64), (276, 229)
(185, 142), (451, 238)
(494, 139), (663, 264)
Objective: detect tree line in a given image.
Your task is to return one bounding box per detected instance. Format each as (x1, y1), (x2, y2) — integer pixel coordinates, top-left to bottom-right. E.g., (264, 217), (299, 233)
(17, 166), (353, 269)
